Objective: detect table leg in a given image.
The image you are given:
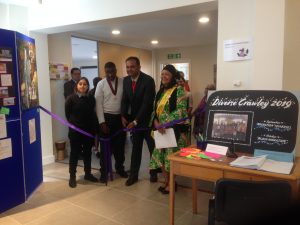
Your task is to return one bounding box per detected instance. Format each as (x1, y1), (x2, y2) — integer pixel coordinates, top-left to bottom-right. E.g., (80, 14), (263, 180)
(169, 162), (175, 225)
(192, 179), (197, 214)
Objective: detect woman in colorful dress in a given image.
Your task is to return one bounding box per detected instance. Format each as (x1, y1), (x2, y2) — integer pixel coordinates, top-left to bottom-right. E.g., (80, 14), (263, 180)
(149, 64), (188, 194)
(177, 73), (193, 145)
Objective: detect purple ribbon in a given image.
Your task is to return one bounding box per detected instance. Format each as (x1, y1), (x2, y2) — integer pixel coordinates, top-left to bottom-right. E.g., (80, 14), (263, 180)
(39, 105), (94, 138)
(39, 105), (189, 183)
(39, 105), (189, 141)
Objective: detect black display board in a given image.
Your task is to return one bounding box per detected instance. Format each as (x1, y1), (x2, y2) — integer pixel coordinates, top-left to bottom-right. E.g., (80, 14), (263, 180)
(204, 91), (298, 153)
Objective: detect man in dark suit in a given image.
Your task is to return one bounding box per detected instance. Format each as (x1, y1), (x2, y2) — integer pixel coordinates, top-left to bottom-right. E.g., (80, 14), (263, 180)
(121, 56), (156, 186)
(64, 67), (81, 99)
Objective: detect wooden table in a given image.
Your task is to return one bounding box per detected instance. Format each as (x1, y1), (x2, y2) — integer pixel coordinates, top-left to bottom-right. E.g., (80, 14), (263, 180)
(168, 152), (300, 225)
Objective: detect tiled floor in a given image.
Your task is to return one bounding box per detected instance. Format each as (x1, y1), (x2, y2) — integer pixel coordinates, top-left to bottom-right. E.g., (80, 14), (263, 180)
(0, 139), (213, 225)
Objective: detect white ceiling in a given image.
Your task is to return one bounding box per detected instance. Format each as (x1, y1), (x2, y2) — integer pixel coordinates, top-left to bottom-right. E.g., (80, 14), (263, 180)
(1, 1), (218, 61)
(37, 2), (218, 50)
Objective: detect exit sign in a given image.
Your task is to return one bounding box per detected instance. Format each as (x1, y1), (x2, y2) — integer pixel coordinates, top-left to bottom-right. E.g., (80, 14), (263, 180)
(167, 53), (181, 59)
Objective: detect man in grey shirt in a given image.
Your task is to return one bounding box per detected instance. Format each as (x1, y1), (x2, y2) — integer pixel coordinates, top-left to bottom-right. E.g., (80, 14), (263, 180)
(95, 62), (127, 183)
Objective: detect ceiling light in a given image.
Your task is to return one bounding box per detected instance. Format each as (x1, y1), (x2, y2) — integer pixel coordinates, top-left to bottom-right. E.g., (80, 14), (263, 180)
(92, 55), (97, 59)
(151, 40), (159, 45)
(199, 16), (209, 23)
(112, 30), (120, 35)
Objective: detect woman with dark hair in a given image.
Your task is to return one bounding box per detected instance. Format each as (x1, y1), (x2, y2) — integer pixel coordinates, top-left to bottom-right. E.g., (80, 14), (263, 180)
(149, 64), (188, 194)
(65, 77), (98, 188)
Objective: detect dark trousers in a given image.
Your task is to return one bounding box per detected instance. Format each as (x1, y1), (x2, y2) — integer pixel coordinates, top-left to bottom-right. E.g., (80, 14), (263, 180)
(69, 135), (93, 177)
(130, 129), (155, 179)
(99, 113), (126, 175)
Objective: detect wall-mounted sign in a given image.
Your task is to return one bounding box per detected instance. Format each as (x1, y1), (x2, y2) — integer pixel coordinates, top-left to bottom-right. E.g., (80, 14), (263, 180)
(167, 53), (181, 59)
(49, 63), (69, 80)
(223, 38), (252, 61)
(204, 91), (298, 153)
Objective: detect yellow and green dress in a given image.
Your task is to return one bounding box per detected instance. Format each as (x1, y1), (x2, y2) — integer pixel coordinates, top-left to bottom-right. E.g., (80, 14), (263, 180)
(149, 86), (188, 172)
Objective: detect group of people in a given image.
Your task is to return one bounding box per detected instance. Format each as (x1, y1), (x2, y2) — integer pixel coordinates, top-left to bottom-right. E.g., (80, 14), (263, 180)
(63, 56), (215, 194)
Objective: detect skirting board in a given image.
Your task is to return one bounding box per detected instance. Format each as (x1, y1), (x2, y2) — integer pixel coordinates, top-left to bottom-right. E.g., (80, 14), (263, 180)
(42, 155), (55, 165)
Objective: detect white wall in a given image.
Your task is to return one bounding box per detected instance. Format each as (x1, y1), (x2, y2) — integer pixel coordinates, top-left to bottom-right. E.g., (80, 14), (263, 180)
(217, 0), (285, 90)
(283, 0), (300, 157)
(48, 32), (73, 153)
(0, 3), (28, 35)
(251, 0), (285, 89)
(0, 4), (9, 29)
(30, 31), (54, 165)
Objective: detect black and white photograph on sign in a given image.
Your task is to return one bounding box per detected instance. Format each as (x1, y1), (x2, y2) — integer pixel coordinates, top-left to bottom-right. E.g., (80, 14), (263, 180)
(0, 48), (12, 62)
(0, 63), (7, 73)
(0, 87), (9, 98)
(212, 113), (248, 141)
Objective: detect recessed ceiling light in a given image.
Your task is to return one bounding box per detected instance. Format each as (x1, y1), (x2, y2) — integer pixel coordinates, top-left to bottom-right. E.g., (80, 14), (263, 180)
(112, 30), (120, 35)
(92, 55), (97, 59)
(151, 40), (159, 45)
(199, 16), (210, 23)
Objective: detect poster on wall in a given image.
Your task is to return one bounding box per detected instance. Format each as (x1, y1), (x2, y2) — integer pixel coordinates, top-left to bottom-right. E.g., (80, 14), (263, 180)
(0, 47), (16, 107)
(16, 37), (39, 110)
(0, 138), (12, 160)
(29, 118), (36, 144)
(0, 114), (7, 138)
(223, 39), (252, 61)
(205, 91), (298, 153)
(49, 63), (69, 80)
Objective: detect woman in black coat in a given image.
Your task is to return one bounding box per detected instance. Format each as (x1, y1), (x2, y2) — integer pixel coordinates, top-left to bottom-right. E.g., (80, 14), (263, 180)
(65, 77), (98, 188)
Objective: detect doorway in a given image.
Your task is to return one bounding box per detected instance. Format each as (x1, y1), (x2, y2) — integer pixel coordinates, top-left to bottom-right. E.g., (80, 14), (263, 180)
(71, 37), (99, 89)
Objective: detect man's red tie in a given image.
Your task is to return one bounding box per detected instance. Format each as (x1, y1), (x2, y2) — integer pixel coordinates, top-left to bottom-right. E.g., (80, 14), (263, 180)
(132, 81), (136, 93)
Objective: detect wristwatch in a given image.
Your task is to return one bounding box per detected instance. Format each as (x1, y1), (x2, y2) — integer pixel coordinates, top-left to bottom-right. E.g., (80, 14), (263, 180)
(133, 120), (138, 126)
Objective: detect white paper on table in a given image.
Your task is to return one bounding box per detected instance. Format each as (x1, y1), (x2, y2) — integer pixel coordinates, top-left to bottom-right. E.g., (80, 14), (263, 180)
(154, 128), (177, 149)
(0, 114), (7, 138)
(0, 138), (12, 160)
(230, 155), (267, 169)
(260, 159), (294, 175)
(29, 118), (36, 144)
(1, 74), (12, 86)
(205, 143), (228, 155)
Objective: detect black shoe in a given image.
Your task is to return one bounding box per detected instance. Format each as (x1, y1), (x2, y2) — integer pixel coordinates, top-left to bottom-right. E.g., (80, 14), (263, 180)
(84, 174), (98, 182)
(125, 177), (138, 186)
(160, 189), (169, 194)
(69, 176), (77, 188)
(158, 186), (169, 194)
(158, 186), (165, 192)
(117, 170), (128, 178)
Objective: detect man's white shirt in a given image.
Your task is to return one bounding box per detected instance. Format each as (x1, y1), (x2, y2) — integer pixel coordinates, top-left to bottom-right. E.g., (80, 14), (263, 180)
(95, 77), (123, 124)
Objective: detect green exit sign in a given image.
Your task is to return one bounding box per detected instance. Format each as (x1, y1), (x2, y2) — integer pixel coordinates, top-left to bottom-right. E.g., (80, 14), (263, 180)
(167, 53), (181, 59)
